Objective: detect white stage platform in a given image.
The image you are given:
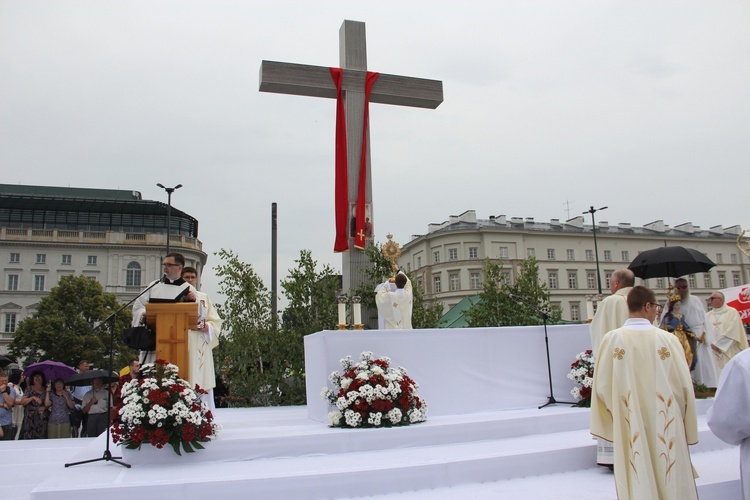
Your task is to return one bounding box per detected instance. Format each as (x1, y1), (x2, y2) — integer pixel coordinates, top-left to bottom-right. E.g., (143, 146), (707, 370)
(305, 325), (591, 421)
(2, 400), (742, 500)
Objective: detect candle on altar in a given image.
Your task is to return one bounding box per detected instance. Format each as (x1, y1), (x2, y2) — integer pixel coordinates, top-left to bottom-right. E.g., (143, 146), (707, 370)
(352, 296), (362, 328)
(337, 295), (347, 328)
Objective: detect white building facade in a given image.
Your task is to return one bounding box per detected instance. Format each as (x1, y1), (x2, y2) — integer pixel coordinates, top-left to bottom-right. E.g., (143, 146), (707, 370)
(399, 211), (749, 322)
(0, 185), (207, 354)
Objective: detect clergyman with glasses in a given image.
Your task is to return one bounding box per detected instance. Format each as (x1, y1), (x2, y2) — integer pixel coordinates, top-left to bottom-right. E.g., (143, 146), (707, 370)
(131, 253), (197, 363)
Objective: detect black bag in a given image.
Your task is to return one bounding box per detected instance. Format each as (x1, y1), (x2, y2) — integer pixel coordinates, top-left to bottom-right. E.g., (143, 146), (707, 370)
(121, 326), (155, 350)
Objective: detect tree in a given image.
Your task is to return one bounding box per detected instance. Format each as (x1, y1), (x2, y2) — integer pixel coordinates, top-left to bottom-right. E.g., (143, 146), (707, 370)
(355, 242), (443, 329)
(465, 257), (560, 327)
(9, 274), (134, 368)
(213, 249), (277, 407)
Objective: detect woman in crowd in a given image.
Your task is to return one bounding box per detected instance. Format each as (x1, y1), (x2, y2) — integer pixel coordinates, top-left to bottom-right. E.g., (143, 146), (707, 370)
(45, 378), (75, 438)
(20, 371), (48, 439)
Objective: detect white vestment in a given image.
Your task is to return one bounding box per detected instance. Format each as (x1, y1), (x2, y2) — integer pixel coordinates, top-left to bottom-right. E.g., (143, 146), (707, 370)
(588, 286), (631, 465)
(589, 287), (632, 359)
(680, 293), (719, 387)
(375, 275), (413, 330)
(707, 348), (750, 500)
(707, 304), (748, 372)
(591, 318), (699, 500)
(188, 290), (221, 400)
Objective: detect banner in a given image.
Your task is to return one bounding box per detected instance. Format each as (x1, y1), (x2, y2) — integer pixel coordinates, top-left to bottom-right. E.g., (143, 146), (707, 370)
(721, 284), (750, 324)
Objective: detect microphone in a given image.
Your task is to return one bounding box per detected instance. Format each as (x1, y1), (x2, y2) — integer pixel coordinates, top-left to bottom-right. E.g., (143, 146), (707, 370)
(161, 274), (168, 284)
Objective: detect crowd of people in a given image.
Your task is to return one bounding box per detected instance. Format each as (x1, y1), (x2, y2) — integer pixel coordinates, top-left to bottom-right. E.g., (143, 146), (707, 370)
(0, 358), (140, 441)
(589, 270), (749, 499)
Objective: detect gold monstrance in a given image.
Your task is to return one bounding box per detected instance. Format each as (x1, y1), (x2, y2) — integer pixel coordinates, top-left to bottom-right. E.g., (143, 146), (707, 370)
(382, 233), (401, 281)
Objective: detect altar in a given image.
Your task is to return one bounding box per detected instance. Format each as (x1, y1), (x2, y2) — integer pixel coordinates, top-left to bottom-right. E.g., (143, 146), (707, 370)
(305, 324), (591, 422)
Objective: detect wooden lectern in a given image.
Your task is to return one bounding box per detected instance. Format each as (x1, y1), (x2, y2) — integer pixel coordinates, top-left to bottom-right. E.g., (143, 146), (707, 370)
(145, 302), (198, 380)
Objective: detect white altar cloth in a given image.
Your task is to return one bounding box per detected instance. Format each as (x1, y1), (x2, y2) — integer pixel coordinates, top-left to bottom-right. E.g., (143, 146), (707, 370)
(305, 324), (591, 422)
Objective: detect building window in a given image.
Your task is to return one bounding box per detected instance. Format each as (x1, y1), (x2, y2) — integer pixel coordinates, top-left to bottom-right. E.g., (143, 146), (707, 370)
(469, 247), (478, 259)
(568, 272), (578, 289)
(417, 279), (423, 291)
(566, 249), (575, 260)
(448, 248), (458, 261)
(731, 254), (738, 264)
(570, 303), (580, 322)
(587, 272), (596, 289)
(718, 272), (726, 288)
(548, 271), (558, 290)
(433, 276), (442, 293)
(34, 275), (45, 291)
(621, 250), (629, 261)
(702, 274), (711, 288)
(733, 272), (741, 287)
(527, 248), (535, 258)
(605, 272), (612, 289)
(87, 255), (98, 266)
(3, 313), (17, 333)
(688, 275), (696, 288)
(9, 253), (20, 263)
(406, 263), (411, 272)
(547, 249), (555, 260)
(433, 251), (440, 264)
(585, 249), (594, 261)
(62, 254), (72, 265)
(716, 253), (723, 264)
(603, 250), (611, 261)
(656, 278), (665, 289)
(36, 253), (46, 264)
(7, 274), (19, 291)
(499, 246), (509, 259)
(470, 272), (481, 290)
(502, 271), (511, 284)
(417, 256), (421, 268)
(449, 274), (460, 291)
(126, 261), (142, 287)
(641, 279), (649, 287)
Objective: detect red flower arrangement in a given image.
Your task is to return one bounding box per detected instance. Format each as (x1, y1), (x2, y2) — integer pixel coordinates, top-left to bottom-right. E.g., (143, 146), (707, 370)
(111, 359), (219, 455)
(567, 349), (595, 407)
(321, 351), (427, 428)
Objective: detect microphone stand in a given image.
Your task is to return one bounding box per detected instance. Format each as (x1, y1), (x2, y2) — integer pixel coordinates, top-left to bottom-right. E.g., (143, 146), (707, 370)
(509, 293), (577, 409)
(65, 278), (162, 469)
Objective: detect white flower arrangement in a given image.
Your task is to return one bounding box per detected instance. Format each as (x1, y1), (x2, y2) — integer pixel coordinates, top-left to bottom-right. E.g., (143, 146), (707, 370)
(567, 350), (595, 406)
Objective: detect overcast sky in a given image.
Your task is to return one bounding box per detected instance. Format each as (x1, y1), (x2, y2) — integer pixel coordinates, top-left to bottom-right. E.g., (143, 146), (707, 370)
(2, 1), (749, 302)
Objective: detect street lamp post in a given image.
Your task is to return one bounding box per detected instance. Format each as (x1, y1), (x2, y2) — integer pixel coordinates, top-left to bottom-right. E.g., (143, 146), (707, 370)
(584, 205), (608, 296)
(157, 183), (183, 254)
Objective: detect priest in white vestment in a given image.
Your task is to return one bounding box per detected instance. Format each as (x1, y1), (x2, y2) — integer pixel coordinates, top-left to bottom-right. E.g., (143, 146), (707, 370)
(375, 271), (413, 330)
(670, 278), (719, 387)
(182, 267), (222, 411)
(591, 286), (699, 500)
(707, 291), (748, 372)
(707, 348), (750, 500)
(588, 268), (634, 467)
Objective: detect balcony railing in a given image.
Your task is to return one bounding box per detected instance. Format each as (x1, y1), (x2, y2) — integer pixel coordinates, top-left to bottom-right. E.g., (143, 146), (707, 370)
(0, 227), (202, 251)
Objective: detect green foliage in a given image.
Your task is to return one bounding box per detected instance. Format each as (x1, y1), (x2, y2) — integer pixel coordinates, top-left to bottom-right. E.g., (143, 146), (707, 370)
(9, 274), (134, 368)
(213, 249), (278, 407)
(355, 242), (443, 329)
(464, 257), (560, 327)
(214, 249), (340, 407)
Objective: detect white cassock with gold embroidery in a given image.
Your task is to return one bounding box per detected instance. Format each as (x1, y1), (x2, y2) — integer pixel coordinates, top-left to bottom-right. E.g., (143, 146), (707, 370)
(591, 318), (699, 500)
(708, 304), (748, 372)
(375, 274), (413, 330)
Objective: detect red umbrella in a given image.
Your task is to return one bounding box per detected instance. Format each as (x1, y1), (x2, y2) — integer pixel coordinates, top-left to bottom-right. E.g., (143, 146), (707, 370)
(23, 360), (77, 383)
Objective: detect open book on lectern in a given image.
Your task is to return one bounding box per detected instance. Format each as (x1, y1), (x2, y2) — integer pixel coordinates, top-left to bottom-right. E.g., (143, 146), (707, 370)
(148, 282), (191, 303)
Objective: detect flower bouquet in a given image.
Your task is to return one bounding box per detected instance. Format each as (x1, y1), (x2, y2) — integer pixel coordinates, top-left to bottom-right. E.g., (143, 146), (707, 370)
(321, 351), (427, 428)
(567, 349), (595, 407)
(111, 359), (219, 455)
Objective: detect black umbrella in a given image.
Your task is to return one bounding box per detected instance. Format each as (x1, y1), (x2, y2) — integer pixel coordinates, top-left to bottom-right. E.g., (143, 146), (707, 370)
(65, 369), (120, 387)
(628, 246), (716, 280)
(0, 354), (12, 368)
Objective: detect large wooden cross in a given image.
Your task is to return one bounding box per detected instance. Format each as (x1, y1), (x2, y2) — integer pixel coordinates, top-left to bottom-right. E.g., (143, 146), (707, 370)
(260, 20), (443, 309)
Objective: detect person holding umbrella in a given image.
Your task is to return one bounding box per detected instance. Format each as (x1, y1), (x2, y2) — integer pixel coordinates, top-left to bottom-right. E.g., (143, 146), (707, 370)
(19, 371), (48, 439)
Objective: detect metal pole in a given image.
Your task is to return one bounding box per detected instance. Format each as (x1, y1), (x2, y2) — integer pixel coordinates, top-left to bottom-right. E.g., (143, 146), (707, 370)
(271, 202), (278, 328)
(584, 205), (608, 296)
(157, 183), (182, 256)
